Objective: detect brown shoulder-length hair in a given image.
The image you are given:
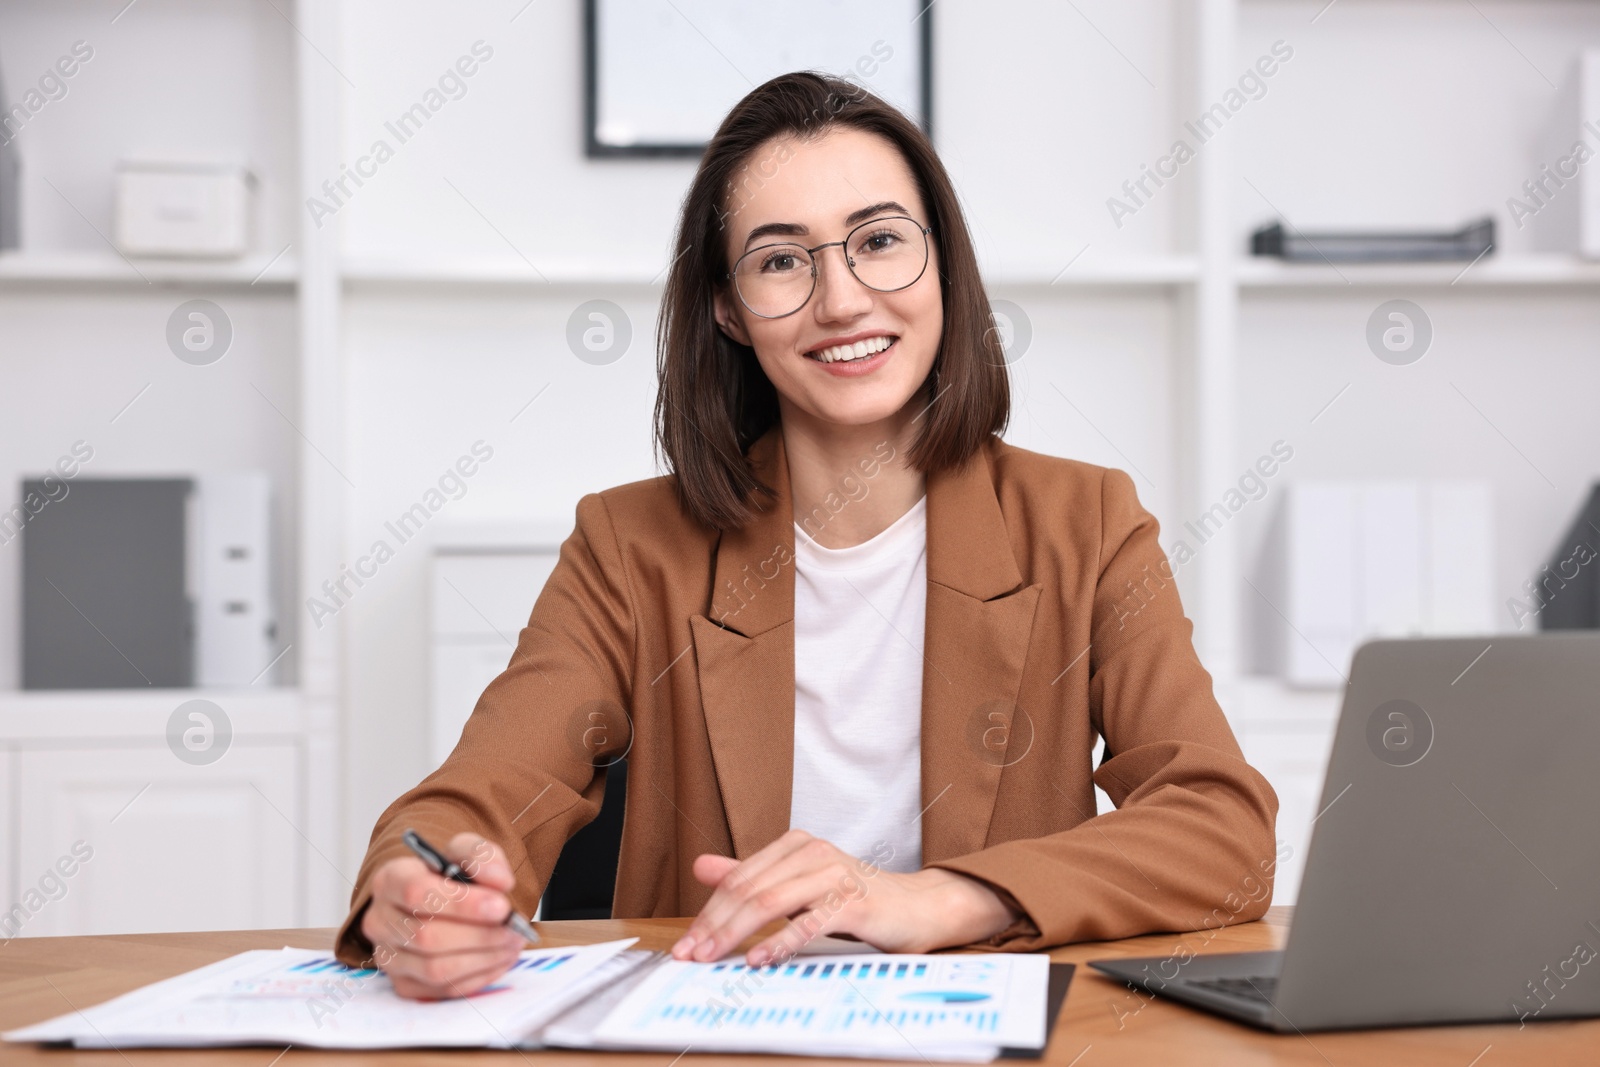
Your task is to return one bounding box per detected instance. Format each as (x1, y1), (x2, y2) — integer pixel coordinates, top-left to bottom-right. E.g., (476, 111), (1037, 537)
(652, 70), (1009, 531)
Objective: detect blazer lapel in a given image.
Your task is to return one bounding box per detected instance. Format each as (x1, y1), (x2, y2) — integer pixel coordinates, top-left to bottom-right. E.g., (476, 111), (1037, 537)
(919, 443), (1042, 864)
(691, 426), (797, 859)
(691, 427), (1042, 866)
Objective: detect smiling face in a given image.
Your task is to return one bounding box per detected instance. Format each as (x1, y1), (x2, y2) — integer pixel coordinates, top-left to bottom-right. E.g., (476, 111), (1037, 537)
(712, 125), (943, 434)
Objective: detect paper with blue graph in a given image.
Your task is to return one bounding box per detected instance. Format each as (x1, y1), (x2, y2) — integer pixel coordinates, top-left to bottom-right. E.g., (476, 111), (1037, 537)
(3, 939), (640, 1050)
(6, 940), (1056, 1059)
(584, 952), (1052, 1060)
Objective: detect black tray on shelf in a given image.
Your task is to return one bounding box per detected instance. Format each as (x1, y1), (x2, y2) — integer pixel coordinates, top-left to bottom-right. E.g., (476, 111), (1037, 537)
(1250, 216), (1494, 263)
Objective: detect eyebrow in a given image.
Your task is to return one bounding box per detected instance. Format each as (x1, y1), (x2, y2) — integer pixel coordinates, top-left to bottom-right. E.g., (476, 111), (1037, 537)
(742, 201), (911, 249)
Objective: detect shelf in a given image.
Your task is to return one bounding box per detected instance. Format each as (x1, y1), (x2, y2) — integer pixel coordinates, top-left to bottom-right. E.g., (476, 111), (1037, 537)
(987, 256), (1200, 288)
(20, 251), (1591, 292)
(0, 687), (305, 742)
(342, 257), (668, 289)
(341, 255), (1203, 291)
(0, 251), (298, 290)
(1236, 254), (1600, 290)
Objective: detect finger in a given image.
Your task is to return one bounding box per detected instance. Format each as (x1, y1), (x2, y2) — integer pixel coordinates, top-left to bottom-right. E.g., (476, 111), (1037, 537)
(747, 902), (841, 966)
(370, 858), (515, 930)
(447, 832), (515, 893)
(387, 938), (519, 987)
(686, 831), (816, 912)
(672, 839), (814, 960)
(381, 936), (524, 986)
(685, 840), (849, 962)
(714, 830), (818, 889)
(696, 865), (851, 965)
(671, 833), (839, 960)
(366, 900), (526, 958)
(691, 853), (740, 887)
(383, 931), (522, 973)
(388, 943), (522, 1000)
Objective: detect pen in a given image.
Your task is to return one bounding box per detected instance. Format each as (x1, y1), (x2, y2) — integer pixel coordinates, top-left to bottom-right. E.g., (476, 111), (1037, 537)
(402, 828), (541, 945)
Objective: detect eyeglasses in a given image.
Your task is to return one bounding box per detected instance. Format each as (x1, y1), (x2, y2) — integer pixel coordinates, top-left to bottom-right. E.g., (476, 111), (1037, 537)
(725, 215), (934, 319)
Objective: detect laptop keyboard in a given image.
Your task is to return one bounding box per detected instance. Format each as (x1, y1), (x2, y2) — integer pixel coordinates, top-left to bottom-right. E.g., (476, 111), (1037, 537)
(1189, 976), (1279, 1003)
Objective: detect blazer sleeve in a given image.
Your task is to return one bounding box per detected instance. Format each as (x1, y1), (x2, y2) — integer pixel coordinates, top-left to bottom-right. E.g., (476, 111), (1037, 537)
(923, 467), (1280, 951)
(332, 492), (636, 967)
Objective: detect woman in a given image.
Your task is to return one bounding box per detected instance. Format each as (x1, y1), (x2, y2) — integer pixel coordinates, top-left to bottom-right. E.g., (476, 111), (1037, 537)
(334, 71), (1279, 999)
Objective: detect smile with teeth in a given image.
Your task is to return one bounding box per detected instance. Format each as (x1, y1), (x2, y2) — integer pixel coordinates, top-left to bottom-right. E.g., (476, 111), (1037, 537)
(806, 335), (897, 363)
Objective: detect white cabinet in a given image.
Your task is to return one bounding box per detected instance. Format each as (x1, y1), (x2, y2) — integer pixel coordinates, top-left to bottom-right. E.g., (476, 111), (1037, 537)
(0, 749), (12, 923)
(429, 528), (567, 919)
(429, 527), (565, 767)
(1225, 681), (1342, 905)
(1235, 722), (1336, 905)
(431, 643), (526, 766)
(14, 744), (302, 937)
(0, 688), (309, 939)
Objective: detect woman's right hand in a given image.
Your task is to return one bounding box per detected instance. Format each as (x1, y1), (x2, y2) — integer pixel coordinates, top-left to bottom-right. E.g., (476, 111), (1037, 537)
(360, 832), (528, 999)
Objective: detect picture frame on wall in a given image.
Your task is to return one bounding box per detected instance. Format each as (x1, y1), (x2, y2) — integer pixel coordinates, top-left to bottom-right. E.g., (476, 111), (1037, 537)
(584, 0), (933, 158)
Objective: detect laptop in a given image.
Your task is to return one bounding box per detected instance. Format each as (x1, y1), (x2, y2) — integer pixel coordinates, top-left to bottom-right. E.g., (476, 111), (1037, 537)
(1090, 632), (1600, 1032)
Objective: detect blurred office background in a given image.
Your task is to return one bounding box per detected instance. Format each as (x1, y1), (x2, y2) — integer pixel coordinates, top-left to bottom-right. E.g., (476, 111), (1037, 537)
(3, 0), (1599, 937)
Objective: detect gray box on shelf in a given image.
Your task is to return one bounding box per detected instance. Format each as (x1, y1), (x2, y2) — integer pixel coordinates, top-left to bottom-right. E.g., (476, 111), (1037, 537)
(20, 473), (279, 690)
(22, 478), (196, 689)
(0, 57), (20, 250)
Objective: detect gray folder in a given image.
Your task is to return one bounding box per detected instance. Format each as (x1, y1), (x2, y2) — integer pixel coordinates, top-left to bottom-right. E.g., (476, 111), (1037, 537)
(22, 478), (194, 689)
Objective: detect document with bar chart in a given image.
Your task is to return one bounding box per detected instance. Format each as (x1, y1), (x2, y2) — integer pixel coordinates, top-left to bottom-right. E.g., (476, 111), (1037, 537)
(586, 952), (1052, 1060)
(3, 939), (641, 1050)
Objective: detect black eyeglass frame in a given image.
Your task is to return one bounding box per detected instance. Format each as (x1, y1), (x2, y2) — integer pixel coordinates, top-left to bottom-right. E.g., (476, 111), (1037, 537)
(723, 215), (936, 320)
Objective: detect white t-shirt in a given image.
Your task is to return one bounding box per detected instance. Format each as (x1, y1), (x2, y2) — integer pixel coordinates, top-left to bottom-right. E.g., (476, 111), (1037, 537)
(788, 495), (927, 874)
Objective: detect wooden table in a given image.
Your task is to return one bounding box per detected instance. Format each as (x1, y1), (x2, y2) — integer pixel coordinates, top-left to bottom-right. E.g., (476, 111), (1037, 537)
(1, 908), (1593, 1065)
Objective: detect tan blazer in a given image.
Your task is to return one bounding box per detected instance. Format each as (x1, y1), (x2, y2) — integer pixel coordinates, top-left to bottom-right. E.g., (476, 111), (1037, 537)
(335, 424), (1279, 964)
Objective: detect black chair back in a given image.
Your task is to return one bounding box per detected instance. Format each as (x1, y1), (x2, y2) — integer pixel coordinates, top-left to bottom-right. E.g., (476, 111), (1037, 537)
(539, 758), (626, 920)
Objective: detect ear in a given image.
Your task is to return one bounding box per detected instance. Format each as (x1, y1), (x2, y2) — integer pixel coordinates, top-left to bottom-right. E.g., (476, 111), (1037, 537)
(712, 286), (753, 347)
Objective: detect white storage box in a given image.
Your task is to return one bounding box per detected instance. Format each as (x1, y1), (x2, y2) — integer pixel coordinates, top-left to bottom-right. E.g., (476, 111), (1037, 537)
(188, 473), (278, 687)
(1583, 50), (1600, 259)
(114, 161), (255, 257)
(1251, 480), (1495, 688)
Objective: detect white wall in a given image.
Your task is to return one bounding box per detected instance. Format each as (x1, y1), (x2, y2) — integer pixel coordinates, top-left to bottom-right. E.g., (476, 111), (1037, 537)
(334, 0), (1189, 269)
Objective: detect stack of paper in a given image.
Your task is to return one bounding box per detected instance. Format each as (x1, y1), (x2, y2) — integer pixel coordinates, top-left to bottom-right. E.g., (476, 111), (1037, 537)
(543, 952), (1051, 1061)
(6, 942), (1056, 1062)
(1258, 479), (1494, 687)
(6, 940), (641, 1050)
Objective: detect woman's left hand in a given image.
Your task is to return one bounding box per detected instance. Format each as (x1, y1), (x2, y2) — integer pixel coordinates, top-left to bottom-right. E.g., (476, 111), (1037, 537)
(669, 829), (1023, 965)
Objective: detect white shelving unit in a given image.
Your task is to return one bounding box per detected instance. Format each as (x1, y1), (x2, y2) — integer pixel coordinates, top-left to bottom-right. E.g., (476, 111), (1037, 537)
(0, 251), (299, 287)
(0, 0), (344, 934)
(340, 255), (1207, 290)
(3, 0), (1597, 929)
(1236, 255), (1600, 288)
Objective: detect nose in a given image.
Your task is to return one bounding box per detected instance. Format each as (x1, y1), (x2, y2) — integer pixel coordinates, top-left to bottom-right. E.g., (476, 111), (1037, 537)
(811, 243), (873, 322)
